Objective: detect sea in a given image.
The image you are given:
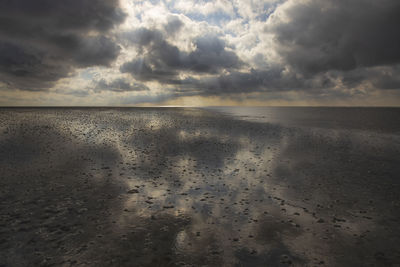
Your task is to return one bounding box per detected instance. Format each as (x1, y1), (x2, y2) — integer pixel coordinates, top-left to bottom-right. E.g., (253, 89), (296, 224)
(204, 106), (400, 134)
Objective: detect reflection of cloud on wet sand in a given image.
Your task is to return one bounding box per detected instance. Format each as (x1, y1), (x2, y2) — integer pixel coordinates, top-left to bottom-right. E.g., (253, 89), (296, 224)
(1, 108), (399, 266)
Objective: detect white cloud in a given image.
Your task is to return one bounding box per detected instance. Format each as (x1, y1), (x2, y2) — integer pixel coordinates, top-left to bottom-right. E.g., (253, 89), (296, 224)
(173, 0), (236, 18)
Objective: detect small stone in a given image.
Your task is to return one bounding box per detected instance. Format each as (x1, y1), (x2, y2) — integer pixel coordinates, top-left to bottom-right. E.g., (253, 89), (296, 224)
(127, 189), (139, 194)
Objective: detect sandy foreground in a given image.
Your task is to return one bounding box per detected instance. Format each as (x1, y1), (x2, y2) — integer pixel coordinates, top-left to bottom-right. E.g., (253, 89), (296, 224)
(0, 107), (399, 266)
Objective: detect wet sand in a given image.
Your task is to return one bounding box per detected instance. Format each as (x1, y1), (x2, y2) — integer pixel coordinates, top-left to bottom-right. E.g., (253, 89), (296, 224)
(0, 107), (400, 266)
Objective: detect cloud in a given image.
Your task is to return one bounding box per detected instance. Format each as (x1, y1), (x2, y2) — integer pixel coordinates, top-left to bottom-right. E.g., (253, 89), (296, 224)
(120, 27), (243, 82)
(188, 34), (243, 72)
(1, 0), (399, 105)
(338, 65), (400, 90)
(0, 42), (71, 91)
(266, 0), (400, 74)
(171, 67), (338, 96)
(0, 0), (126, 91)
(172, 0), (236, 19)
(233, 0), (283, 21)
(94, 78), (149, 92)
(117, 0), (400, 99)
(164, 15), (184, 36)
(161, 0), (400, 98)
(120, 92), (180, 105)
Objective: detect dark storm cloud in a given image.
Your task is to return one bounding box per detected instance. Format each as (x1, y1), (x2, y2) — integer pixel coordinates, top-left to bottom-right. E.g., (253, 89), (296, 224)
(188, 34), (242, 73)
(0, 0), (126, 91)
(94, 78), (149, 92)
(120, 34), (336, 95)
(70, 36), (121, 67)
(337, 65), (400, 90)
(266, 0), (400, 75)
(372, 73), (400, 90)
(164, 15), (184, 36)
(175, 68), (336, 95)
(120, 27), (243, 82)
(0, 0), (126, 33)
(0, 42), (72, 90)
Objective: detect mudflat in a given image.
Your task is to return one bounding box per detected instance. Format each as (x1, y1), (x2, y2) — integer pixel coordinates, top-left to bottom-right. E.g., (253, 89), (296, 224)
(0, 107), (399, 266)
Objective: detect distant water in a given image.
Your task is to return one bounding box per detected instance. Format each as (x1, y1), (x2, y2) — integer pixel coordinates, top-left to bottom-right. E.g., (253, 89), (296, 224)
(204, 106), (400, 133)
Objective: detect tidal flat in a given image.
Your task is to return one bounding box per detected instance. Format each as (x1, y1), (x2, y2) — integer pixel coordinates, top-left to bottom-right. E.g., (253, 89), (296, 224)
(0, 107), (399, 266)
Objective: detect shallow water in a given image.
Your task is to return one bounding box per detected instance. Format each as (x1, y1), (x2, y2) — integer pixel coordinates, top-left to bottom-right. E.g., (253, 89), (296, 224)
(0, 107), (399, 266)
(205, 106), (400, 133)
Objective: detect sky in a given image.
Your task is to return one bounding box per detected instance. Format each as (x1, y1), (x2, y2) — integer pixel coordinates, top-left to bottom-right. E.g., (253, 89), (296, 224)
(0, 0), (399, 106)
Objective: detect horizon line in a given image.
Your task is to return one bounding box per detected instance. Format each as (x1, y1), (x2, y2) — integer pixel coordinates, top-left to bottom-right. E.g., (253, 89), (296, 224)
(0, 105), (399, 108)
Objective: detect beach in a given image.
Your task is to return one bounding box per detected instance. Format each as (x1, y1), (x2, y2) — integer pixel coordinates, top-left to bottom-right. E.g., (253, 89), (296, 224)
(1, 107), (400, 266)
